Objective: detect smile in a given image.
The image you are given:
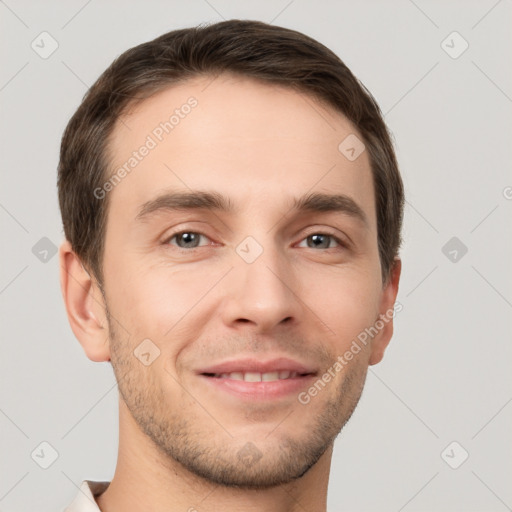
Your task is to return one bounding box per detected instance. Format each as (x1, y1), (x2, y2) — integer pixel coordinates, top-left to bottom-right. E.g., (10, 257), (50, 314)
(199, 371), (317, 400)
(202, 370), (311, 382)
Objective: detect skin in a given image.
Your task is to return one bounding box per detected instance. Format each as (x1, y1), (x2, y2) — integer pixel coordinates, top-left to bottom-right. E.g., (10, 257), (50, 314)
(59, 73), (401, 512)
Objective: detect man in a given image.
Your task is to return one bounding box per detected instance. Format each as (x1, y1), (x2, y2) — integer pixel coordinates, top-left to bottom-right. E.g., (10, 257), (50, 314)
(59, 19), (403, 511)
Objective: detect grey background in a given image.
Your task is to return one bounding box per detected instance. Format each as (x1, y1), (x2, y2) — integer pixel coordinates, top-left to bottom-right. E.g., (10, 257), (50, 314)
(1, 1), (511, 510)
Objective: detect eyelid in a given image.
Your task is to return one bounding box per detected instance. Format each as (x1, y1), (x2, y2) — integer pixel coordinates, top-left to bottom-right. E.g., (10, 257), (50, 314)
(160, 222), (215, 243)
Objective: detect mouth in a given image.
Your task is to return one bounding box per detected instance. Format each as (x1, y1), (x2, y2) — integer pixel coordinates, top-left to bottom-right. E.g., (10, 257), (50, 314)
(196, 357), (318, 400)
(201, 370), (314, 381)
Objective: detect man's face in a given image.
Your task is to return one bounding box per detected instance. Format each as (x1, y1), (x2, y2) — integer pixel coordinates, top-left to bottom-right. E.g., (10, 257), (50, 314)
(99, 74), (396, 488)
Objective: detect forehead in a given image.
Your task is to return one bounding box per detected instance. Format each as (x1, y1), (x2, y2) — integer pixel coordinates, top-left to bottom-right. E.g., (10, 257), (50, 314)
(105, 73), (375, 228)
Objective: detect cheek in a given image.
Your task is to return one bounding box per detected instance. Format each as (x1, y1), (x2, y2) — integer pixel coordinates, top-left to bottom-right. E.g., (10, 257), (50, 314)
(309, 269), (380, 348)
(107, 259), (219, 341)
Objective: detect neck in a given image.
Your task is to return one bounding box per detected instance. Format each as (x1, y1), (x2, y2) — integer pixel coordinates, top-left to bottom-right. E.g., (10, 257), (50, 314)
(96, 399), (332, 512)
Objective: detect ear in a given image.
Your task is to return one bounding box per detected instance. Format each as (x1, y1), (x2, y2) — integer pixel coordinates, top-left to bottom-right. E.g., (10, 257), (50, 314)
(369, 258), (402, 366)
(59, 239), (111, 362)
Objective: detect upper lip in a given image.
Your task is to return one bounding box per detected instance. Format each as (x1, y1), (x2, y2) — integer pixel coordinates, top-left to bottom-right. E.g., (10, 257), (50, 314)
(196, 357), (318, 375)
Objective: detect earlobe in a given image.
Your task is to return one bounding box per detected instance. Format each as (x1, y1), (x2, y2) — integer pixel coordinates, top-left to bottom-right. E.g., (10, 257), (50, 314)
(369, 258), (402, 366)
(59, 239), (111, 362)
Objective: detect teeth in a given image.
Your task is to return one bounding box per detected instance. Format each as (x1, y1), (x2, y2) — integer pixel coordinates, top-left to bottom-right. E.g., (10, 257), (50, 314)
(212, 371), (302, 381)
(244, 372), (261, 382)
(262, 371), (280, 382)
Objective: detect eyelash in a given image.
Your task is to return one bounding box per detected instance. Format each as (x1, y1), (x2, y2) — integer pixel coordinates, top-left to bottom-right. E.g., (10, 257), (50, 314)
(162, 229), (348, 251)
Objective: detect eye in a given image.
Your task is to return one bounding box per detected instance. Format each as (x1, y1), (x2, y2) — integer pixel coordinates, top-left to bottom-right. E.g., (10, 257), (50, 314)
(164, 231), (211, 249)
(297, 233), (345, 250)
(162, 230), (347, 252)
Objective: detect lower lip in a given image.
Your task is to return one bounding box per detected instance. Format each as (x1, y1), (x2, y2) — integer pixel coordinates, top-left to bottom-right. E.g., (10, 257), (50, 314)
(198, 374), (317, 400)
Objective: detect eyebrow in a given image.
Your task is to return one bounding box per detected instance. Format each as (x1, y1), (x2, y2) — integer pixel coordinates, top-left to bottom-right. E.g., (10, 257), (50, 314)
(135, 190), (368, 227)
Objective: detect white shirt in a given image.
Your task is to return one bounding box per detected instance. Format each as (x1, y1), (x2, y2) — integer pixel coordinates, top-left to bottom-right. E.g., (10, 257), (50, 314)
(64, 480), (110, 511)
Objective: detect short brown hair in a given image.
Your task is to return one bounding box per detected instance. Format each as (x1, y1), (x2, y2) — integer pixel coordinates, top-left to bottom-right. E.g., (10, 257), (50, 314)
(58, 19), (404, 287)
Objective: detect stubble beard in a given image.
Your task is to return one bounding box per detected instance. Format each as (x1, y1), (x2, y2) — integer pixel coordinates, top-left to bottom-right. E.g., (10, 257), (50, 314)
(105, 305), (368, 489)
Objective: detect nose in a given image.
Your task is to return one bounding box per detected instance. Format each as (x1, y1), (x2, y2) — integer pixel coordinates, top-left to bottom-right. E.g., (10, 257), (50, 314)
(220, 241), (302, 334)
